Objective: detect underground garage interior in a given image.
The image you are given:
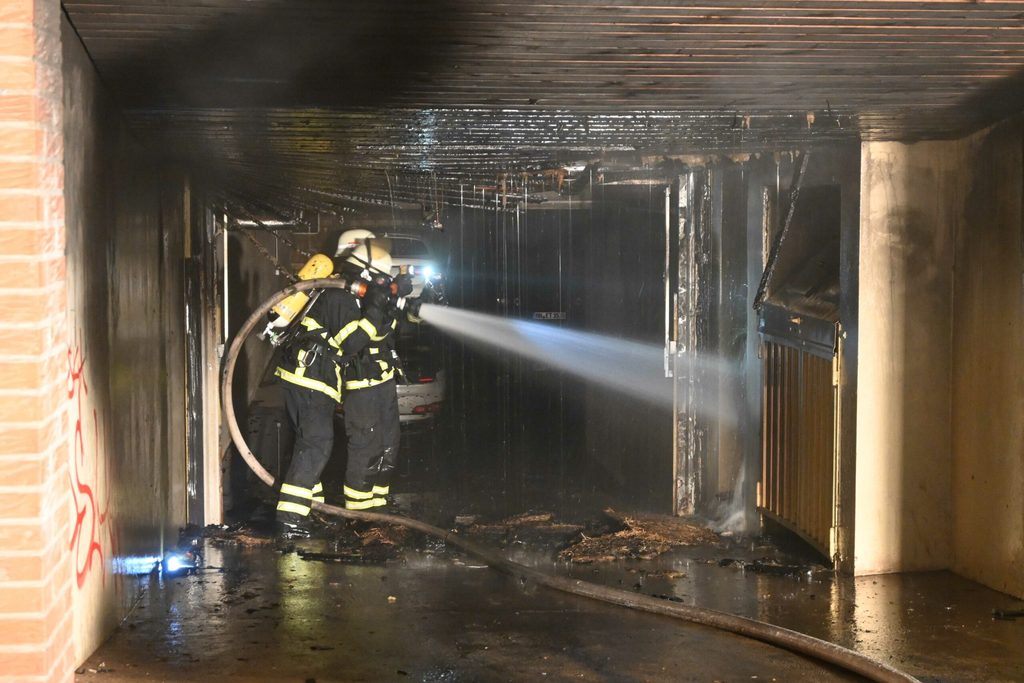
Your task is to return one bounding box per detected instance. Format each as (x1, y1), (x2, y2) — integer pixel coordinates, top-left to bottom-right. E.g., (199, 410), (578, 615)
(4, 1), (1024, 681)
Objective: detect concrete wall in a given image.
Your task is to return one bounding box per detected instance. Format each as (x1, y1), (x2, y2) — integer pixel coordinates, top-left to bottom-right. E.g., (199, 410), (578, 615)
(950, 120), (1024, 598)
(856, 140), (960, 574)
(62, 17), (187, 665)
(857, 125), (1024, 597)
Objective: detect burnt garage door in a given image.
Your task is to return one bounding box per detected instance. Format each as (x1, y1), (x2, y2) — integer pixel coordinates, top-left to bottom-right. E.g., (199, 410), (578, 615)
(755, 182), (842, 562)
(759, 336), (836, 558)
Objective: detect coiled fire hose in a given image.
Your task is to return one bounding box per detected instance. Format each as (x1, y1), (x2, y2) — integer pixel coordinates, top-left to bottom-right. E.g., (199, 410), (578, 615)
(222, 278), (918, 683)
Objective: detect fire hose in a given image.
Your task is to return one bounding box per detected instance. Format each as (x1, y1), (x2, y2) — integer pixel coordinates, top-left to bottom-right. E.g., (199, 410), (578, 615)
(222, 278), (918, 683)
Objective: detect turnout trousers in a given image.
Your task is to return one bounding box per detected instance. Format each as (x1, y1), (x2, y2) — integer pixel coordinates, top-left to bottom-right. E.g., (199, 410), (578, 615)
(342, 379), (400, 509)
(276, 382), (336, 524)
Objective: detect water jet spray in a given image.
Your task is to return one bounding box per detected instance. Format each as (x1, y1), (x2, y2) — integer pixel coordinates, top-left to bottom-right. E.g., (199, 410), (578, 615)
(417, 303), (736, 425)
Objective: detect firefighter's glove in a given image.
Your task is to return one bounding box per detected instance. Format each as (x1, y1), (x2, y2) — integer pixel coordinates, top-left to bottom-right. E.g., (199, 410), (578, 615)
(422, 284), (446, 307)
(393, 273), (414, 298)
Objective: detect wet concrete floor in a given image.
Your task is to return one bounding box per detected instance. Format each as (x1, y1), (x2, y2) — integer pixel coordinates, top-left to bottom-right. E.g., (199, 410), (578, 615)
(76, 524), (1024, 683)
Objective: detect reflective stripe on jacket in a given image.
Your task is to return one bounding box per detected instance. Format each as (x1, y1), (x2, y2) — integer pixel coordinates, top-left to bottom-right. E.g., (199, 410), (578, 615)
(275, 316), (343, 402)
(339, 317), (399, 391)
(275, 289), (402, 398)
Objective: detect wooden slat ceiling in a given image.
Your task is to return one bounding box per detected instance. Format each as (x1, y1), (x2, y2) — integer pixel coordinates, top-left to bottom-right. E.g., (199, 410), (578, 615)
(63, 0), (1024, 205)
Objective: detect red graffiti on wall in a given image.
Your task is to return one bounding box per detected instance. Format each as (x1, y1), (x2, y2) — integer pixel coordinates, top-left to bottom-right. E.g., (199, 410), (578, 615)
(67, 344), (116, 589)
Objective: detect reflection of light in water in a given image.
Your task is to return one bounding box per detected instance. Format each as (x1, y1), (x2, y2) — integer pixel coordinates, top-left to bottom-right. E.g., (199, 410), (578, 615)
(403, 551), (459, 570)
(115, 555), (162, 575)
(166, 604), (183, 645)
(503, 546), (555, 569)
(829, 579), (847, 645)
(420, 304), (735, 421)
(204, 544), (225, 571)
(853, 577), (904, 663)
(279, 550), (325, 637)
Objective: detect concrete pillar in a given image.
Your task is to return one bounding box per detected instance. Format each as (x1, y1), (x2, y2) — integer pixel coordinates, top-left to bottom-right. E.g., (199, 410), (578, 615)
(855, 140), (960, 574)
(0, 0), (74, 681)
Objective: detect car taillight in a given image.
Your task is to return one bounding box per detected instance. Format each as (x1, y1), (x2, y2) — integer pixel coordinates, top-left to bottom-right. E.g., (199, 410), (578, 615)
(418, 376), (434, 383)
(412, 402), (443, 415)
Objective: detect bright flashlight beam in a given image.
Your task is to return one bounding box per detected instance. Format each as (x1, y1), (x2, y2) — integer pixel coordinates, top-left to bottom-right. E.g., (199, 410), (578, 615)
(418, 304), (735, 421)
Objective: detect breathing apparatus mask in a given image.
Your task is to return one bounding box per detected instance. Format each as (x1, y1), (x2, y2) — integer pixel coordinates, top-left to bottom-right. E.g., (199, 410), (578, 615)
(336, 233), (420, 315)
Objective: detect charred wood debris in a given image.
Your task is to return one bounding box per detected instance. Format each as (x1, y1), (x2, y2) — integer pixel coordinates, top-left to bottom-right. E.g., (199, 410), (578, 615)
(197, 508), (829, 579)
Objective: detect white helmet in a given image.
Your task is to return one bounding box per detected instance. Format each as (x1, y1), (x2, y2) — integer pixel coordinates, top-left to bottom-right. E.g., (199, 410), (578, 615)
(346, 240), (392, 276)
(335, 229), (376, 257)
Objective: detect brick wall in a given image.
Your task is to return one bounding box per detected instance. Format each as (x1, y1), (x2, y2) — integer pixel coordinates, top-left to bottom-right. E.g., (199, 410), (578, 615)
(0, 0), (73, 681)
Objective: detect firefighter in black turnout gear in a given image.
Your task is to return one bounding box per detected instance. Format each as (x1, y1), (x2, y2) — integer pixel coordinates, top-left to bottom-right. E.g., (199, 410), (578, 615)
(274, 231), (418, 535)
(334, 234), (418, 512)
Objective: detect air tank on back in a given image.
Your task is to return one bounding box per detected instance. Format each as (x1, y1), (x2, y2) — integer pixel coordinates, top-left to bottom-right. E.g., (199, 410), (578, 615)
(259, 253), (334, 344)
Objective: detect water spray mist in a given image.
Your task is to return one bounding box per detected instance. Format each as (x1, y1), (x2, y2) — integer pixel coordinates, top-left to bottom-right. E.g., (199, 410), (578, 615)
(419, 304), (735, 424)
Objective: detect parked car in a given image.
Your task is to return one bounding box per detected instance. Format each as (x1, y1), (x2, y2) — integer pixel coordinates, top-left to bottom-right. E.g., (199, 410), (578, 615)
(382, 232), (446, 299)
(393, 327), (445, 424)
(379, 232), (447, 423)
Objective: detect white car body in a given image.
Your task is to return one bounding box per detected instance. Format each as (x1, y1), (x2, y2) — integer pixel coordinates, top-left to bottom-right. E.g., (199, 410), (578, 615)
(380, 233), (446, 423)
(396, 369), (445, 423)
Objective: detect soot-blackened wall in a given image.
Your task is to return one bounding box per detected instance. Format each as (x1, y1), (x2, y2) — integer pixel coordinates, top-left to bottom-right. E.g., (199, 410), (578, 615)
(439, 186), (671, 514)
(63, 16), (188, 664)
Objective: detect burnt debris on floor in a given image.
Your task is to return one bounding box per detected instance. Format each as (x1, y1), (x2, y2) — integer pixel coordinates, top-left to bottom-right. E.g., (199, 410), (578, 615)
(295, 523), (413, 565)
(462, 511), (584, 549)
(204, 523), (276, 547)
(205, 502), (831, 578)
(459, 508), (724, 565)
(558, 509), (721, 564)
(200, 518), (418, 564)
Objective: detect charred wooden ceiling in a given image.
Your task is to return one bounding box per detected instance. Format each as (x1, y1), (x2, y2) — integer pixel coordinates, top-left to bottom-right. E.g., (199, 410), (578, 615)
(63, 0), (1024, 208)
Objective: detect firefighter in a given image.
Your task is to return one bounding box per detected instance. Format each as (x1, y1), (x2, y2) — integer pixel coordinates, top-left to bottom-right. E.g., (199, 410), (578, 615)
(273, 231), (400, 536)
(333, 234), (418, 512)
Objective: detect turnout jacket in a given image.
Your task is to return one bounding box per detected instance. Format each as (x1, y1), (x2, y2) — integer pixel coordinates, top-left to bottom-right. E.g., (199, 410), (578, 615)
(275, 288), (400, 402)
